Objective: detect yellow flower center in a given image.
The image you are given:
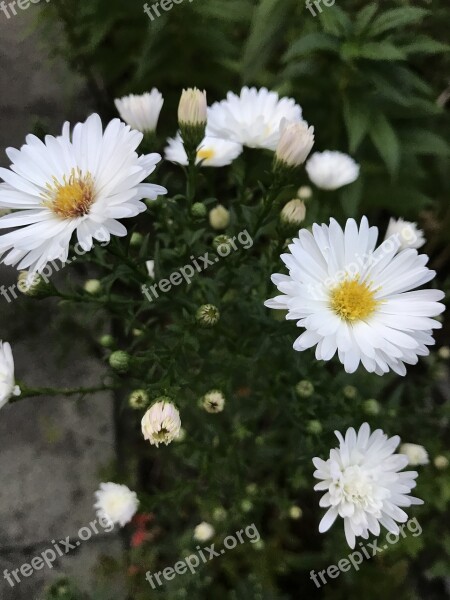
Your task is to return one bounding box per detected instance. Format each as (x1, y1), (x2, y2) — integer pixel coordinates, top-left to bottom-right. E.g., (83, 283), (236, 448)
(197, 148), (215, 161)
(330, 278), (379, 322)
(43, 170), (95, 219)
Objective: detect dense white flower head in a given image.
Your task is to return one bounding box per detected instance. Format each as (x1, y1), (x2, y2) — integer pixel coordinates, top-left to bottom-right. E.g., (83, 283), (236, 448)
(399, 443), (429, 466)
(0, 114), (167, 273)
(306, 151), (360, 190)
(193, 521), (215, 542)
(207, 87), (303, 150)
(0, 341), (20, 409)
(313, 423), (423, 548)
(265, 217), (445, 375)
(141, 400), (181, 447)
(275, 121), (315, 168)
(385, 218), (425, 252)
(94, 482), (139, 527)
(114, 89), (164, 133)
(164, 133), (242, 167)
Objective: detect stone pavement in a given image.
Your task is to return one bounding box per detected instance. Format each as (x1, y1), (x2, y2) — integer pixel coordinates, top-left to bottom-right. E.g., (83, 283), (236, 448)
(0, 7), (124, 599)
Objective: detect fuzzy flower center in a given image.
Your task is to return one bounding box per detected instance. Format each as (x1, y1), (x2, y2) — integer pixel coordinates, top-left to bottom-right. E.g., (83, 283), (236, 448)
(330, 278), (379, 322)
(332, 466), (377, 511)
(197, 148), (215, 161)
(43, 170), (95, 219)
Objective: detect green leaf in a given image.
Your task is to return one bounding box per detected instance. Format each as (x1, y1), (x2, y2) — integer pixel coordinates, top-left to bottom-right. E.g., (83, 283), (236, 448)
(241, 0), (294, 81)
(357, 42), (406, 61)
(401, 130), (450, 156)
(317, 5), (351, 37)
(400, 36), (450, 55)
(368, 7), (429, 37)
(369, 113), (400, 175)
(342, 96), (370, 153)
(354, 3), (378, 36)
(283, 33), (338, 62)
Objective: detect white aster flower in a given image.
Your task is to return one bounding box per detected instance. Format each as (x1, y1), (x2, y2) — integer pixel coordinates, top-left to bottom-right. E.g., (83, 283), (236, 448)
(384, 218), (425, 252)
(114, 89), (164, 133)
(0, 341), (20, 409)
(399, 443), (429, 466)
(0, 114), (167, 273)
(313, 423), (423, 549)
(94, 482), (139, 527)
(193, 521), (215, 542)
(141, 400), (181, 447)
(164, 133), (242, 167)
(207, 87), (303, 150)
(306, 151), (360, 190)
(275, 121), (315, 168)
(265, 217), (445, 376)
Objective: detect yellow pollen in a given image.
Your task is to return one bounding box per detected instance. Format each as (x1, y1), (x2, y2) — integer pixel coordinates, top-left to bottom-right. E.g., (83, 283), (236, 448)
(197, 148), (215, 161)
(43, 170), (95, 219)
(330, 278), (379, 322)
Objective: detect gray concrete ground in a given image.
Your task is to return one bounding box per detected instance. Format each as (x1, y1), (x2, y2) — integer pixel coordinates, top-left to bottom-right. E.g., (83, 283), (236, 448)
(0, 7), (124, 599)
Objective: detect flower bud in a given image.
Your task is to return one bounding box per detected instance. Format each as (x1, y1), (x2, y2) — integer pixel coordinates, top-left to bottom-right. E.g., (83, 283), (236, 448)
(212, 234), (231, 251)
(178, 88), (207, 127)
(129, 389), (149, 409)
(178, 88), (207, 158)
(209, 205), (230, 230)
(196, 304), (220, 327)
(438, 346), (450, 360)
(289, 506), (303, 520)
(84, 279), (102, 295)
(280, 199), (306, 226)
(343, 385), (357, 399)
(363, 399), (380, 416)
(109, 351), (131, 373)
(141, 399), (181, 447)
(400, 443), (429, 466)
(213, 507), (227, 521)
(130, 232), (144, 247)
(191, 202), (207, 219)
(275, 121), (315, 169)
(99, 334), (114, 348)
(193, 522), (214, 542)
(307, 420), (322, 435)
(202, 390), (225, 413)
(17, 271), (56, 298)
(434, 455), (449, 470)
(297, 185), (312, 201)
(295, 380), (314, 398)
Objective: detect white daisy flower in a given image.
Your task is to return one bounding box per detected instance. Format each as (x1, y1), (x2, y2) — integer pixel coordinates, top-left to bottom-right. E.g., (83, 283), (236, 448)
(164, 133), (242, 167)
(141, 399), (181, 447)
(114, 89), (164, 133)
(399, 443), (429, 466)
(0, 114), (167, 273)
(207, 87), (303, 150)
(265, 217), (445, 376)
(94, 482), (139, 527)
(313, 423), (423, 549)
(193, 521), (215, 542)
(385, 218), (425, 252)
(306, 151), (360, 190)
(0, 341), (20, 409)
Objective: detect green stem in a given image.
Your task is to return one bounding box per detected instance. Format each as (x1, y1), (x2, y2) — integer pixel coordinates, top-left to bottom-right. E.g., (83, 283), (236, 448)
(13, 384), (117, 402)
